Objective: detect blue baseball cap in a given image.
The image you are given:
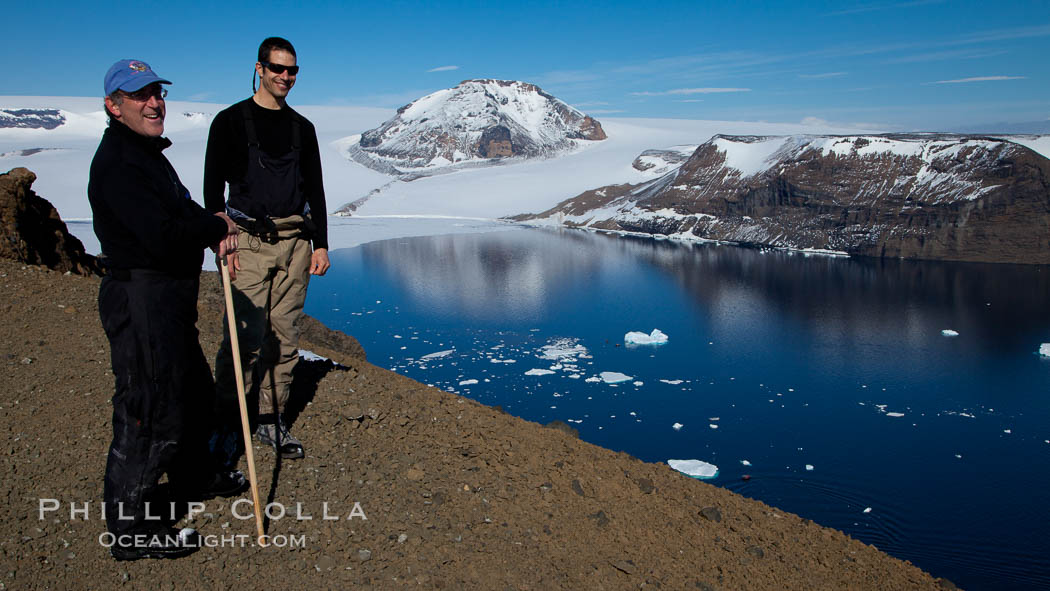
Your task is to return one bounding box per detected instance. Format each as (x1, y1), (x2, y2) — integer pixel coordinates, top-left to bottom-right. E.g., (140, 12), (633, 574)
(104, 59), (171, 95)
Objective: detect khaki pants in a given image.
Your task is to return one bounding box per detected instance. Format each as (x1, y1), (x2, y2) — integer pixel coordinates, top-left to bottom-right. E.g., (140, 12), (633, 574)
(215, 215), (312, 420)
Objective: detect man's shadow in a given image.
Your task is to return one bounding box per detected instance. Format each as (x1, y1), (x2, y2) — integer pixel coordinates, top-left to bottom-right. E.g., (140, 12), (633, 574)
(259, 353), (337, 530)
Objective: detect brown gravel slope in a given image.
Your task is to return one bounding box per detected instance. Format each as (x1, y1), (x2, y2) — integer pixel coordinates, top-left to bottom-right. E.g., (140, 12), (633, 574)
(0, 258), (953, 590)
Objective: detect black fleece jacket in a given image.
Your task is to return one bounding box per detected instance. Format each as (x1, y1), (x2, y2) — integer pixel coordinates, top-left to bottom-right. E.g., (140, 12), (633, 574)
(88, 120), (227, 276)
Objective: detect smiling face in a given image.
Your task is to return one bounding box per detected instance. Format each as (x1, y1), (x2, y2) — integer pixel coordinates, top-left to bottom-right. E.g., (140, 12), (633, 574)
(256, 49), (297, 105)
(105, 83), (166, 137)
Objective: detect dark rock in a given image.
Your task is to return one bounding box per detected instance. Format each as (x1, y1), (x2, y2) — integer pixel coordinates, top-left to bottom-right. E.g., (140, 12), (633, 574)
(0, 168), (100, 275)
(571, 479), (585, 496)
(589, 510), (610, 527)
(635, 477), (655, 494)
(745, 545), (765, 559)
(544, 419), (579, 438)
(610, 559), (636, 574)
(699, 506), (722, 523)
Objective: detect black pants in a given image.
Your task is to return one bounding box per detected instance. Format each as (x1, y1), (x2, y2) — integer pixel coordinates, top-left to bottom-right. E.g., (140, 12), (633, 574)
(99, 271), (217, 535)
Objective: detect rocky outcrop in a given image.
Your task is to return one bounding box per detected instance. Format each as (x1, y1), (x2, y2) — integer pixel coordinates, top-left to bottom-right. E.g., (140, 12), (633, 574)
(514, 134), (1050, 265)
(346, 79), (606, 179)
(0, 109), (65, 130)
(632, 146), (696, 176)
(0, 167), (99, 275)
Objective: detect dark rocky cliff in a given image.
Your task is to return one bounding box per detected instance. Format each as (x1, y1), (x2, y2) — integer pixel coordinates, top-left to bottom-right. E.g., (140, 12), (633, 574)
(0, 167), (100, 275)
(514, 134), (1050, 264)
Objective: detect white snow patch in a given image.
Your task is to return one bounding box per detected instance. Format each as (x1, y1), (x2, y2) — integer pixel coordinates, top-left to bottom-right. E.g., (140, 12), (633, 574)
(298, 349), (329, 362)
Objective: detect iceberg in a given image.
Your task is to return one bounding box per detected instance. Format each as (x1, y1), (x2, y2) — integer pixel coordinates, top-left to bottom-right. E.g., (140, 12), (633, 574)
(1040, 343), (1050, 357)
(941, 329), (959, 337)
(525, 368), (555, 376)
(625, 329), (669, 345)
(600, 371), (633, 384)
(672, 422), (684, 431)
(421, 349), (454, 360)
(667, 459), (719, 480)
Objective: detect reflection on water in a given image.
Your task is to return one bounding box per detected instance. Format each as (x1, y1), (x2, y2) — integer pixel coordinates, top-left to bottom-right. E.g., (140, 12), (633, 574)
(312, 227), (1050, 590)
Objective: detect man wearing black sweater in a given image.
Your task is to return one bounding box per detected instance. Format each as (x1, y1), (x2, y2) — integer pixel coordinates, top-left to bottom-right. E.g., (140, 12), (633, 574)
(89, 59), (245, 560)
(204, 37), (329, 460)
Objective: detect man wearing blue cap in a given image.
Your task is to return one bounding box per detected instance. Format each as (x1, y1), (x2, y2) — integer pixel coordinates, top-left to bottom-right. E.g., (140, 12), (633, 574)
(89, 59), (247, 560)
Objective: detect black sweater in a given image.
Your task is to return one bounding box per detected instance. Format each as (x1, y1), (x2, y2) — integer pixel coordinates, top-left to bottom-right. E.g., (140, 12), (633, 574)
(203, 98), (328, 250)
(88, 121), (227, 276)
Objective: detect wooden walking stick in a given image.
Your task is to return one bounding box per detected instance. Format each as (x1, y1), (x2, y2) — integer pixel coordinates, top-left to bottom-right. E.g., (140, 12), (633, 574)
(220, 256), (266, 546)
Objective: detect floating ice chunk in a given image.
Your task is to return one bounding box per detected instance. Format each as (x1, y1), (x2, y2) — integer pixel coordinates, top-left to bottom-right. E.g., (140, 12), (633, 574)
(600, 371), (633, 384)
(525, 369), (556, 376)
(660, 379), (684, 385)
(625, 329), (669, 345)
(886, 412), (905, 418)
(805, 464), (814, 471)
(1040, 343), (1050, 357)
(741, 460), (751, 466)
(421, 349), (454, 361)
(633, 381), (644, 386)
(672, 422), (684, 431)
(668, 459), (718, 480)
(941, 329), (959, 337)
(584, 376), (602, 383)
(1004, 429), (1012, 434)
(459, 379), (478, 386)
(538, 338), (589, 361)
(863, 507), (872, 514)
(709, 424), (718, 429)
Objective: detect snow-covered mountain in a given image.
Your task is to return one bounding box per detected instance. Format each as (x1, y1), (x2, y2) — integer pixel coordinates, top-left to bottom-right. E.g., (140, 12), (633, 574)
(514, 134), (1050, 264)
(344, 79), (607, 180)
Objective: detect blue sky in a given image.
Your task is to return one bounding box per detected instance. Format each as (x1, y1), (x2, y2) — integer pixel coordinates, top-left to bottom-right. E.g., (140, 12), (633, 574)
(6, 0), (1048, 130)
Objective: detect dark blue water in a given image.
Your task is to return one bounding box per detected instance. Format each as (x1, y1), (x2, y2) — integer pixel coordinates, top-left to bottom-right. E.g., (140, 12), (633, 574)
(307, 226), (1050, 590)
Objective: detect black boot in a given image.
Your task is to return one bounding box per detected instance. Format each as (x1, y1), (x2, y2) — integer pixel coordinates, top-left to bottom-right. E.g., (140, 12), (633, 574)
(109, 525), (200, 561)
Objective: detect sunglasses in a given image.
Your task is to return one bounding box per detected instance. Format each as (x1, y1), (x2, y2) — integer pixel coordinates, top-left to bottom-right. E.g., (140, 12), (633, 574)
(260, 61), (300, 76)
(122, 86), (167, 101)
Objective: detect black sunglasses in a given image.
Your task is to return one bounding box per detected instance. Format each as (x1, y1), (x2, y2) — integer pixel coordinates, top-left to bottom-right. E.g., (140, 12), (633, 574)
(260, 61), (299, 76)
(123, 86), (167, 101)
